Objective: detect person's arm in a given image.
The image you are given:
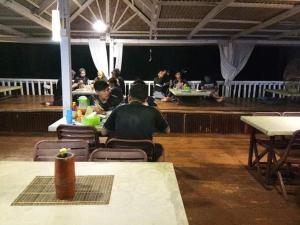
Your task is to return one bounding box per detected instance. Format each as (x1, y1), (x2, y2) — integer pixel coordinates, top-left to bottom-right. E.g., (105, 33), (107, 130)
(101, 109), (116, 136)
(154, 109), (170, 133)
(164, 126), (170, 134)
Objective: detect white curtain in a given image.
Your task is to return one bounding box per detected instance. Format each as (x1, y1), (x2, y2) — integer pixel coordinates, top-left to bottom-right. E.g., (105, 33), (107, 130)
(219, 41), (254, 96)
(113, 42), (123, 70)
(88, 39), (109, 79)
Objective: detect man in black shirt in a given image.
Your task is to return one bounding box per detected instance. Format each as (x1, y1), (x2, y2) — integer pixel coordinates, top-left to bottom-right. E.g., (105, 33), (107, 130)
(102, 83), (170, 159)
(93, 80), (122, 112)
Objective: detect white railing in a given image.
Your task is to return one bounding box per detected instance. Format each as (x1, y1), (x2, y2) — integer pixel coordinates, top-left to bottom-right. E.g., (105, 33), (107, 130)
(216, 80), (300, 98)
(0, 78), (58, 96)
(1, 78), (299, 99)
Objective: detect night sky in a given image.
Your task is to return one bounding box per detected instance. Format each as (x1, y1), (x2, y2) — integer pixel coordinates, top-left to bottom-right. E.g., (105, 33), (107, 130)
(0, 43), (298, 81)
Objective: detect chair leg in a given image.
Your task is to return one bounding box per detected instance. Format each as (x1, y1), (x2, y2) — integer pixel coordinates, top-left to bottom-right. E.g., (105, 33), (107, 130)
(277, 170), (288, 199)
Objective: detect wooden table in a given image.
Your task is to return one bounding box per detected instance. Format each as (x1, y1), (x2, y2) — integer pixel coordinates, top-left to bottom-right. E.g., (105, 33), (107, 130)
(241, 116), (300, 183)
(0, 161), (188, 225)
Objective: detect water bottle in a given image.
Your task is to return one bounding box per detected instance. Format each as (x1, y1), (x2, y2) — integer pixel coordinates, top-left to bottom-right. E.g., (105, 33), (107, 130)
(66, 109), (73, 124)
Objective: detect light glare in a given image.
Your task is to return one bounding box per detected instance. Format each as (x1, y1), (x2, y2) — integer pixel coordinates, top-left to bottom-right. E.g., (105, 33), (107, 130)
(93, 20), (107, 33)
(52, 10), (61, 42)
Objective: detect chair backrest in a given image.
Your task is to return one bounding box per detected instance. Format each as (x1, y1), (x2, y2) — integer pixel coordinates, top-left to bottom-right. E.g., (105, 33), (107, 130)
(106, 138), (155, 161)
(253, 112), (281, 116)
(34, 140), (89, 161)
(89, 148), (147, 162)
(57, 124), (99, 149)
(282, 112), (300, 117)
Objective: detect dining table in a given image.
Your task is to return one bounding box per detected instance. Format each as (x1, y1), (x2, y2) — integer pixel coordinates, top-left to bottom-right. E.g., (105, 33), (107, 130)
(169, 88), (211, 104)
(72, 85), (96, 96)
(241, 116), (300, 184)
(0, 161), (189, 225)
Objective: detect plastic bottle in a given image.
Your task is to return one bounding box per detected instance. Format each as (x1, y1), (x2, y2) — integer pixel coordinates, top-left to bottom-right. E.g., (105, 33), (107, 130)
(71, 102), (77, 118)
(76, 109), (83, 122)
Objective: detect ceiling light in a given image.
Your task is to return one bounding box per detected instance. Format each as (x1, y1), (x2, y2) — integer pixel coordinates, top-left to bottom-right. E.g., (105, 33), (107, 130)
(93, 20), (107, 33)
(52, 10), (61, 42)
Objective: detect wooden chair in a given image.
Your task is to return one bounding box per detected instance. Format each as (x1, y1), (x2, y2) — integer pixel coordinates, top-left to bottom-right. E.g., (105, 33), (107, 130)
(106, 138), (157, 162)
(89, 148), (147, 162)
(282, 112), (300, 117)
(57, 124), (100, 151)
(33, 140), (89, 161)
(272, 130), (300, 198)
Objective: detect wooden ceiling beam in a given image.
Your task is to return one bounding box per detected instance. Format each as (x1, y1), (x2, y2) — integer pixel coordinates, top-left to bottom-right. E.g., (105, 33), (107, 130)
(188, 0), (235, 39)
(229, 2), (294, 9)
(158, 1), (216, 7)
(0, 0), (51, 30)
(122, 0), (152, 28)
(70, 0), (95, 22)
(272, 28), (300, 39)
(34, 0), (56, 15)
(232, 5), (300, 39)
(0, 23), (26, 37)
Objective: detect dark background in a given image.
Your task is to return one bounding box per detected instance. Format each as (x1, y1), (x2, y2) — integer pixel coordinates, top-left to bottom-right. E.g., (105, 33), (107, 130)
(0, 43), (298, 81)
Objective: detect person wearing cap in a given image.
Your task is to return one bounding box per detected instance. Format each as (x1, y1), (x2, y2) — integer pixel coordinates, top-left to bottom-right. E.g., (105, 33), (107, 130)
(93, 80), (122, 113)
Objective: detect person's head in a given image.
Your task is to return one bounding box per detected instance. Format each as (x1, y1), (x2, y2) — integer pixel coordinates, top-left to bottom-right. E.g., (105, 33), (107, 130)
(133, 78), (146, 86)
(111, 68), (121, 78)
(204, 75), (211, 83)
(175, 71), (182, 80)
(97, 71), (105, 79)
(79, 68), (86, 77)
(108, 77), (118, 88)
(94, 80), (110, 101)
(129, 83), (148, 103)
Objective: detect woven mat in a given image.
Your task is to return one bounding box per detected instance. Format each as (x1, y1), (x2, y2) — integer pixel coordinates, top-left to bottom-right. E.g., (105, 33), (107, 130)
(11, 175), (114, 206)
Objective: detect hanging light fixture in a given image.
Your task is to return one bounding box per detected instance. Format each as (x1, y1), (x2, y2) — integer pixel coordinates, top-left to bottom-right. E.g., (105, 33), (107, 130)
(93, 20), (107, 33)
(52, 9), (61, 42)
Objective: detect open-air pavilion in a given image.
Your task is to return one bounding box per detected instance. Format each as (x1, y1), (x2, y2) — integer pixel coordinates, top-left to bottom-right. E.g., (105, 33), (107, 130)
(1, 1), (300, 225)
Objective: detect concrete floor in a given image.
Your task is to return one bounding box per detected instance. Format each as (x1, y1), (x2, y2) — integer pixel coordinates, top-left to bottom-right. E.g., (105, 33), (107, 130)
(1, 133), (300, 225)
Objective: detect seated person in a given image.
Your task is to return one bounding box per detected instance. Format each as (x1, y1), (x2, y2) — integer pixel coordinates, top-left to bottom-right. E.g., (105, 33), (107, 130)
(124, 79), (157, 107)
(153, 69), (170, 98)
(200, 75), (225, 103)
(102, 83), (170, 160)
(74, 68), (89, 89)
(94, 70), (107, 82)
(111, 68), (125, 95)
(51, 70), (77, 106)
(93, 80), (122, 113)
(162, 71), (188, 102)
(108, 77), (124, 104)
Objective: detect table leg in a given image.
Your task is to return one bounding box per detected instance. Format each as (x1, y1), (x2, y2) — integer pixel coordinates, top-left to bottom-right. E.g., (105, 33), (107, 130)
(265, 136), (275, 185)
(248, 128), (256, 168)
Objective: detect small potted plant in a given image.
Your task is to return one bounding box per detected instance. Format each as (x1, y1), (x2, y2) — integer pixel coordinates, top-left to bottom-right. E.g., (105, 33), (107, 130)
(54, 148), (76, 200)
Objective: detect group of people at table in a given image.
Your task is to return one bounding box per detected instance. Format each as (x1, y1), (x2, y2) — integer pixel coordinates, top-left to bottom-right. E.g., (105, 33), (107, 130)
(154, 69), (225, 102)
(49, 68), (225, 160)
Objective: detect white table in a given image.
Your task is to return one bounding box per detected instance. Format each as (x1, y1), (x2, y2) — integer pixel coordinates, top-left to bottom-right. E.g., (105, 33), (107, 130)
(241, 116), (300, 183)
(72, 86), (96, 96)
(169, 88), (211, 97)
(241, 116), (300, 136)
(0, 161), (188, 225)
(48, 117), (103, 132)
